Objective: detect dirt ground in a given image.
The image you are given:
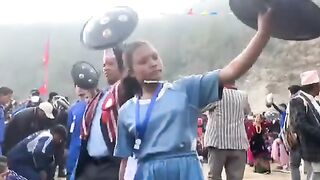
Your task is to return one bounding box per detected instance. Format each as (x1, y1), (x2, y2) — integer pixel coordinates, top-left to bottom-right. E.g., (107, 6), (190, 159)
(57, 163), (306, 180)
(202, 163), (306, 180)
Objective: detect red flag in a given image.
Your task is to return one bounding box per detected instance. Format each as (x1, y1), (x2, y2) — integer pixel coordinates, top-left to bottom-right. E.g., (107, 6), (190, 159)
(39, 39), (50, 95)
(43, 39), (50, 65)
(38, 83), (47, 95)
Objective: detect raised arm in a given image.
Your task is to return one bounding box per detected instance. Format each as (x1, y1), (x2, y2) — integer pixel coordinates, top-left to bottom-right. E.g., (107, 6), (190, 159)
(219, 9), (272, 84)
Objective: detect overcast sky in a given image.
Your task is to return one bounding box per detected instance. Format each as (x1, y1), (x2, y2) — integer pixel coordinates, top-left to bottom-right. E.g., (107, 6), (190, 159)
(0, 0), (200, 24)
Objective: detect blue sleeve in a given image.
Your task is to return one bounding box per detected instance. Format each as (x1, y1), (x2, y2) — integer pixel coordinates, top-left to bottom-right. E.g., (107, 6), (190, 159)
(0, 109), (5, 144)
(32, 137), (54, 170)
(176, 70), (222, 109)
(114, 108), (135, 158)
(67, 107), (74, 131)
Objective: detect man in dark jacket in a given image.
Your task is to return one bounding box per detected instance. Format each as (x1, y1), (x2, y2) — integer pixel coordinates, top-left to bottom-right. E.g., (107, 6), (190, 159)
(7, 125), (67, 180)
(290, 70), (320, 180)
(3, 102), (55, 155)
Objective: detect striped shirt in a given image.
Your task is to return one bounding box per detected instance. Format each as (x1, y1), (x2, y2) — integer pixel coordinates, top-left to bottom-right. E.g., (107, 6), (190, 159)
(204, 88), (250, 150)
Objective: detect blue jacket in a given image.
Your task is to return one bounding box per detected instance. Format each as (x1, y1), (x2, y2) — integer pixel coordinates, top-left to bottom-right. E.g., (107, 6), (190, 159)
(66, 101), (86, 175)
(0, 105), (5, 155)
(7, 131), (55, 173)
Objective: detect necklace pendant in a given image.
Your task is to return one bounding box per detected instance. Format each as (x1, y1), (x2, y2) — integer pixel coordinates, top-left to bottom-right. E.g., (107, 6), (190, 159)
(134, 139), (142, 150)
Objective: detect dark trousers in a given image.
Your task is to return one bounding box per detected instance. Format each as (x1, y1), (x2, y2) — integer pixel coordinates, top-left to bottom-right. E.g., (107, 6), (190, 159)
(290, 147), (312, 180)
(77, 157), (120, 180)
(54, 145), (66, 169)
(207, 148), (246, 180)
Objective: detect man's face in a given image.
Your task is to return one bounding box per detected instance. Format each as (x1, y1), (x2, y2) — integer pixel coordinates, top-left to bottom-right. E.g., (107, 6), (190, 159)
(0, 94), (12, 106)
(103, 54), (122, 85)
(75, 85), (88, 100)
(53, 134), (64, 145)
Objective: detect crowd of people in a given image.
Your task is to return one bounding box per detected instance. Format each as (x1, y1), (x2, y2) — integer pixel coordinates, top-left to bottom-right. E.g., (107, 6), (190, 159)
(0, 8), (319, 180)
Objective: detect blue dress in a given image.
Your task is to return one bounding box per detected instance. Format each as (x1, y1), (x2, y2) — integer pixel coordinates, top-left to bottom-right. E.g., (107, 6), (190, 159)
(114, 71), (221, 180)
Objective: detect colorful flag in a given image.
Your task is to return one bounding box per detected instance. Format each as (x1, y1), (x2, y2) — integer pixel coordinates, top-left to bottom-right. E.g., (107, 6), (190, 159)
(201, 10), (209, 16)
(210, 11), (218, 15)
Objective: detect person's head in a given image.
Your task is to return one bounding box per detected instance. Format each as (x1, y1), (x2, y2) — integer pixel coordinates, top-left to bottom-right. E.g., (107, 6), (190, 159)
(123, 41), (163, 85)
(74, 84), (96, 101)
(38, 102), (55, 120)
(288, 85), (301, 97)
(0, 87), (13, 106)
(30, 89), (40, 96)
(103, 46), (124, 85)
(75, 85), (87, 100)
(50, 125), (67, 145)
(48, 92), (58, 103)
(300, 70), (320, 97)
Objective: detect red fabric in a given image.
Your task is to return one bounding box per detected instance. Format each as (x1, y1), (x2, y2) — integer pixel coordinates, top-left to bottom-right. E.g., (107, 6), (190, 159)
(81, 91), (103, 140)
(101, 82), (120, 142)
(197, 118), (203, 137)
(38, 83), (47, 95)
(43, 39), (50, 65)
(39, 39), (50, 95)
(81, 82), (120, 142)
(244, 119), (272, 141)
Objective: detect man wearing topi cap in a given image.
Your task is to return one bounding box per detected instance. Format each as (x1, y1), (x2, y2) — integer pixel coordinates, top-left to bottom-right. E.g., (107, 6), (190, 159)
(288, 70), (320, 180)
(3, 102), (55, 155)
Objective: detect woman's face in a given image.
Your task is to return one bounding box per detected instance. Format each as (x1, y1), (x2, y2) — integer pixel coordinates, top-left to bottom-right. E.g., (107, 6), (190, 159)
(131, 44), (163, 84)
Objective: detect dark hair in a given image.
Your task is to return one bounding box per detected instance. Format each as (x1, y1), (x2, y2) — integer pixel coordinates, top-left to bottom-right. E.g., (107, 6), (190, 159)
(30, 89), (40, 96)
(288, 85), (301, 95)
(48, 92), (58, 101)
(119, 41), (150, 101)
(301, 83), (317, 94)
(50, 125), (67, 140)
(0, 87), (13, 96)
(123, 41), (148, 74)
(0, 156), (7, 173)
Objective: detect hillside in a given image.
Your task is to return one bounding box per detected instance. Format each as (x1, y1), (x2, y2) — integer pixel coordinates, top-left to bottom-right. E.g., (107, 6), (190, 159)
(0, 0), (320, 112)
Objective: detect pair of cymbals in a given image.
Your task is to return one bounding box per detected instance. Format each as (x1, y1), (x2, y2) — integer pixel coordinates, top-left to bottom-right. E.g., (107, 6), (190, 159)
(229, 0), (320, 40)
(73, 6), (138, 89)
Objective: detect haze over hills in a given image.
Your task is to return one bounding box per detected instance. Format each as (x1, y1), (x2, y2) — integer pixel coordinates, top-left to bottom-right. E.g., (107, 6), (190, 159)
(0, 0), (319, 112)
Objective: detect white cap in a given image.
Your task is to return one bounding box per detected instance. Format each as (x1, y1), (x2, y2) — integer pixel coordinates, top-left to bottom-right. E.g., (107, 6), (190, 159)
(39, 102), (54, 119)
(300, 70), (320, 86)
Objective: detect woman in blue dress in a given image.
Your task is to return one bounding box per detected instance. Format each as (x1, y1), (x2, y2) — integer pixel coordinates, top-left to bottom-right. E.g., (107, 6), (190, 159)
(114, 10), (273, 180)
